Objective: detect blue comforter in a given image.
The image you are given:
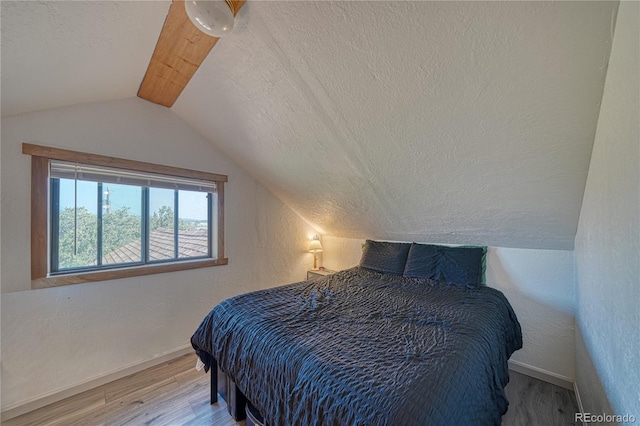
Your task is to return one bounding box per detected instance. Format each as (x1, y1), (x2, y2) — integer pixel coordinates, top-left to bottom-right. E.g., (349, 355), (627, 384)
(191, 267), (522, 425)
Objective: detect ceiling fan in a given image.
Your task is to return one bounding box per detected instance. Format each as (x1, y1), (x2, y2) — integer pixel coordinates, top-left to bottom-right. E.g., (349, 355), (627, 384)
(138, 0), (245, 108)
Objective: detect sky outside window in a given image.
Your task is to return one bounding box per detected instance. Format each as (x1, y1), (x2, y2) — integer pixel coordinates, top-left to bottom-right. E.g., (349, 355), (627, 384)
(59, 180), (209, 220)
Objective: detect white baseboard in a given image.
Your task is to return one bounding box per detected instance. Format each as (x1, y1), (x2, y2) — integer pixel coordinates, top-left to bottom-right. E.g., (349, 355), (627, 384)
(508, 359), (574, 390)
(1, 345), (194, 422)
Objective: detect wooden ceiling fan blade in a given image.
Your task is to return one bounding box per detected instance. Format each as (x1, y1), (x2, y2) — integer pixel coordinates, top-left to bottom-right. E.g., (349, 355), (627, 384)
(138, 0), (245, 108)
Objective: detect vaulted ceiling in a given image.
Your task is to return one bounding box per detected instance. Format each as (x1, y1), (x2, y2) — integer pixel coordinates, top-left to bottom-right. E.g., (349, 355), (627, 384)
(1, 1), (619, 249)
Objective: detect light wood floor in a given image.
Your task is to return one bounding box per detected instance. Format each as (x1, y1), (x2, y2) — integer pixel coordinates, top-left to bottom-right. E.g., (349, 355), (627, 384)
(3, 353), (580, 426)
(502, 370), (580, 426)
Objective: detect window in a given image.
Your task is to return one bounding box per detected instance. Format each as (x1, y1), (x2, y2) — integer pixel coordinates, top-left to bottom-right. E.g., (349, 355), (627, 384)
(24, 143), (227, 289)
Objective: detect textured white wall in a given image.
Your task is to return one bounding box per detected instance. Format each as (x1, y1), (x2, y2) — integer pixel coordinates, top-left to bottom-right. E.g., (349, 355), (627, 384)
(574, 1), (640, 416)
(0, 98), (318, 410)
(322, 236), (576, 381)
(487, 247), (575, 381)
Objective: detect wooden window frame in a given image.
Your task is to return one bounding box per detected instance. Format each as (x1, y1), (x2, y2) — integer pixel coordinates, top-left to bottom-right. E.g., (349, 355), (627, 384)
(23, 143), (228, 290)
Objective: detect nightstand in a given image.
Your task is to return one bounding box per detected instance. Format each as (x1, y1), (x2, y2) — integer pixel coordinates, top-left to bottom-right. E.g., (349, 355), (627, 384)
(307, 269), (335, 280)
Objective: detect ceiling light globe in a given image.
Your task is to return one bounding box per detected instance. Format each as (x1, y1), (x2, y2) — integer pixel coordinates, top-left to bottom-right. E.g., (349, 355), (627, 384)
(185, 1), (235, 38)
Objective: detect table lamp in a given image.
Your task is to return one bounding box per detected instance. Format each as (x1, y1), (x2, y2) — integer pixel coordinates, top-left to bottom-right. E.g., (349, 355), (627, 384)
(308, 235), (323, 270)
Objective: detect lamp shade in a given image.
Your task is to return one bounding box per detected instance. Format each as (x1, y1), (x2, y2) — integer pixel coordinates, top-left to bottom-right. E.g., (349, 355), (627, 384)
(308, 237), (323, 252)
(185, 0), (235, 38)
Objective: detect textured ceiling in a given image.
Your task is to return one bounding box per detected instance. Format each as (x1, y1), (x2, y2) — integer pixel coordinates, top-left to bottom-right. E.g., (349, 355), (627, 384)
(0, 1), (170, 117)
(2, 1), (619, 249)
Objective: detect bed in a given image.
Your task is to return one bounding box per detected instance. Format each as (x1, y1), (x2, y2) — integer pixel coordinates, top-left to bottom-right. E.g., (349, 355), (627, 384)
(191, 241), (522, 425)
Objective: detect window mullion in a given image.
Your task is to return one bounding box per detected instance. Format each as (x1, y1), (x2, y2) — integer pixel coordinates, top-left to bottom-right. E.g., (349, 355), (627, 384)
(174, 190), (179, 259)
(207, 193), (212, 258)
(97, 182), (103, 266)
(143, 187), (149, 264)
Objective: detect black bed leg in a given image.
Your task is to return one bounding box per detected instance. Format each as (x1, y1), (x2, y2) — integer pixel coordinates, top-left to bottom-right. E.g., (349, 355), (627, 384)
(210, 360), (218, 404)
(212, 361), (247, 420)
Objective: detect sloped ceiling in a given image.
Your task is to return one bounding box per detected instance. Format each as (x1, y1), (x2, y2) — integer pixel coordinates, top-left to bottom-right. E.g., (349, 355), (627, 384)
(0, 1), (170, 116)
(1, 1), (619, 249)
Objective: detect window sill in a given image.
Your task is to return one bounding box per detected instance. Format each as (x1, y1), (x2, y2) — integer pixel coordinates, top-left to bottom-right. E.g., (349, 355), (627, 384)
(31, 258), (228, 290)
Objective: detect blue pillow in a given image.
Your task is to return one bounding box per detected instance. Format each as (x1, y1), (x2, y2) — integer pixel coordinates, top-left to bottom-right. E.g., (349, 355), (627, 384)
(403, 243), (486, 287)
(359, 240), (411, 275)
(402, 243), (440, 280)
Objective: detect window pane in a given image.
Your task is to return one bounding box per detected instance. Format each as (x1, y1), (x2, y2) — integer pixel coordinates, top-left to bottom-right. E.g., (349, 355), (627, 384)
(149, 188), (176, 261)
(56, 179), (98, 270)
(178, 190), (209, 258)
(101, 184), (143, 265)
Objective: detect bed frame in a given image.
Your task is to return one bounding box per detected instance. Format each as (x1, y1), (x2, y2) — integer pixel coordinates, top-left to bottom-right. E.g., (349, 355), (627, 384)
(211, 358), (247, 421)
